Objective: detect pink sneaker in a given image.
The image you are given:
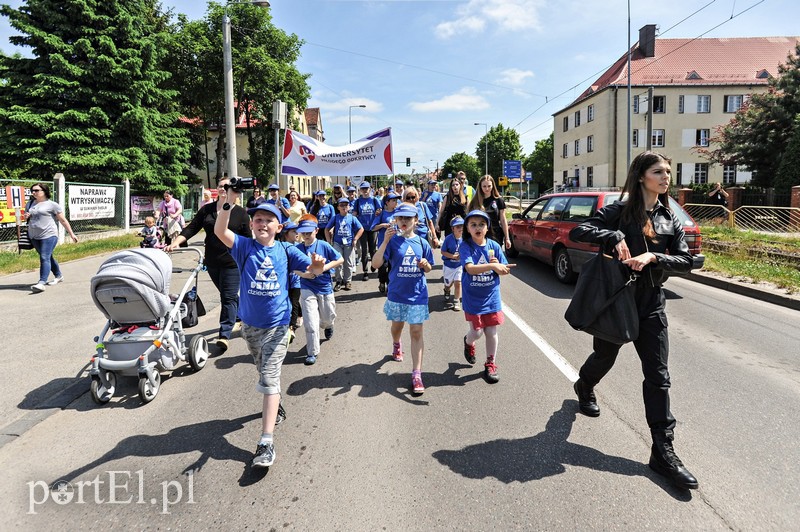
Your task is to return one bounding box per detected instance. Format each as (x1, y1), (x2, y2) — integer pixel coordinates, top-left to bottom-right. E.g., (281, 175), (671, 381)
(411, 373), (425, 395)
(391, 342), (403, 362)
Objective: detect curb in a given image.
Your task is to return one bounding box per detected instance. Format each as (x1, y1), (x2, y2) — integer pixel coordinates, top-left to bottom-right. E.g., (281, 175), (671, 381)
(685, 271), (800, 311)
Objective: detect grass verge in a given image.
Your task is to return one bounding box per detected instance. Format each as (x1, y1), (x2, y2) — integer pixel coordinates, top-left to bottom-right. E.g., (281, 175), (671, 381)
(0, 234), (140, 276)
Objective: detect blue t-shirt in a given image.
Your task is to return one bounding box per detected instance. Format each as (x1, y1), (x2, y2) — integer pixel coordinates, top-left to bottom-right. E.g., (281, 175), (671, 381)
(421, 190), (443, 222)
(326, 213), (363, 246)
(296, 239), (342, 295)
(230, 236), (312, 329)
(354, 196), (382, 230)
(415, 202), (434, 240)
(314, 204), (335, 230)
(441, 233), (462, 269)
(459, 239), (507, 315)
(383, 235), (434, 305)
(373, 208), (396, 246)
(266, 197), (291, 222)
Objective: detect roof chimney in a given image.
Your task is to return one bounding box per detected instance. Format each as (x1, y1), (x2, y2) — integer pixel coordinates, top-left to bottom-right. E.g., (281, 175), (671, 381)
(639, 24), (656, 58)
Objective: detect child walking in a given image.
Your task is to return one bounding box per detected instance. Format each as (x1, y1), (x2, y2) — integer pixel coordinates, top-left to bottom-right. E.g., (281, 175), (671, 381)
(371, 202), (434, 395)
(440, 216), (464, 311)
(325, 197), (364, 291)
(459, 209), (515, 384)
(215, 197), (325, 468)
(280, 221), (302, 344)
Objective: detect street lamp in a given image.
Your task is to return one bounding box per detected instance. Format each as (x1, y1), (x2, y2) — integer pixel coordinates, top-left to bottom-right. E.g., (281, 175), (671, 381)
(349, 104), (366, 143)
(223, 1), (270, 180)
(430, 159), (439, 178)
(474, 122), (488, 176)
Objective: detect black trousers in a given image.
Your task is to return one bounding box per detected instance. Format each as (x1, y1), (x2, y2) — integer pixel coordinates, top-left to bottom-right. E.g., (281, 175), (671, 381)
(578, 286), (676, 434)
(359, 230), (377, 270)
(289, 287), (301, 329)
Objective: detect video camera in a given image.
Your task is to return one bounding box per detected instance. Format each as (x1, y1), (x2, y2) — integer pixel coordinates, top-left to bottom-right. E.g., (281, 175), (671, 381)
(223, 177), (256, 192)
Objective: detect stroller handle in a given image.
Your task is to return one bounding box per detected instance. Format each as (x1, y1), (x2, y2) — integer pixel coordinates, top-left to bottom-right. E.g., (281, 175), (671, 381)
(166, 246), (204, 272)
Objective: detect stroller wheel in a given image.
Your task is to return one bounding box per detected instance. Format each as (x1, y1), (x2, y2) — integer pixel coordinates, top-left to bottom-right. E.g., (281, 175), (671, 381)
(188, 335), (210, 371)
(138, 371), (161, 403)
(90, 371), (117, 405)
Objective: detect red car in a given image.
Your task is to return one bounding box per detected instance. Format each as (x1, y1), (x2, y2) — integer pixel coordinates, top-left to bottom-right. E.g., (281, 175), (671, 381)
(508, 191), (705, 283)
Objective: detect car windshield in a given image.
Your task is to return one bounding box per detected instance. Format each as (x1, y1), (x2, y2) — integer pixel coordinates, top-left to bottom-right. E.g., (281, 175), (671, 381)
(603, 193), (695, 227)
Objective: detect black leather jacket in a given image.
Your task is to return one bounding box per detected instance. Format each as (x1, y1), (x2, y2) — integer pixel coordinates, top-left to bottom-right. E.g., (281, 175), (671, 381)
(569, 200), (692, 287)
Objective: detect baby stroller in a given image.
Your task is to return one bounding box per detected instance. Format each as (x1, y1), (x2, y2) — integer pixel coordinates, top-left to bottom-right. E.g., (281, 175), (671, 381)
(88, 247), (209, 404)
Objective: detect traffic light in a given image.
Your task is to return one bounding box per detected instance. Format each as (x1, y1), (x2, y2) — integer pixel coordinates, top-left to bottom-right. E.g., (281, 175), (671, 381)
(406, 157), (411, 167)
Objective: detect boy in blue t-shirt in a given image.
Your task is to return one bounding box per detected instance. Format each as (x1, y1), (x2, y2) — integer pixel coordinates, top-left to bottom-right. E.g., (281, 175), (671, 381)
(325, 197), (364, 291)
(294, 217), (344, 365)
(311, 190), (335, 231)
(421, 180), (443, 237)
(354, 181), (383, 281)
(215, 196), (325, 469)
(371, 202), (434, 395)
(441, 216), (464, 311)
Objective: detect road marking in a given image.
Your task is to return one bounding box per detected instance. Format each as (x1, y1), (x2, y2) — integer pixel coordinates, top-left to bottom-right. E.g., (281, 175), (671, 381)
(503, 303), (580, 382)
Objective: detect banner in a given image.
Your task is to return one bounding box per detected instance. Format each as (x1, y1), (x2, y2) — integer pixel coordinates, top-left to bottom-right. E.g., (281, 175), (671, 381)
(130, 195), (157, 225)
(281, 128), (394, 177)
(68, 185), (116, 220)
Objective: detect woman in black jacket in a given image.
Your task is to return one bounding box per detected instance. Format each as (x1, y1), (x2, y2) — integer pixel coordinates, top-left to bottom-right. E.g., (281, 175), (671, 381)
(569, 151), (698, 490)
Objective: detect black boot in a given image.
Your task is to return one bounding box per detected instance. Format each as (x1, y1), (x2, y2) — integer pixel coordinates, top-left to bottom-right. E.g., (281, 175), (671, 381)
(573, 379), (600, 417)
(649, 431), (699, 490)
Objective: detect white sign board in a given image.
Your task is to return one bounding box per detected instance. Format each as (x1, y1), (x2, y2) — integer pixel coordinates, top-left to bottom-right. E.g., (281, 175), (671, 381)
(68, 185), (116, 220)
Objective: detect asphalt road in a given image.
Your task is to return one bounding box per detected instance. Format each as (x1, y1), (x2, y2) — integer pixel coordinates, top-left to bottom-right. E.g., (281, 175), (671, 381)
(1, 246), (798, 530)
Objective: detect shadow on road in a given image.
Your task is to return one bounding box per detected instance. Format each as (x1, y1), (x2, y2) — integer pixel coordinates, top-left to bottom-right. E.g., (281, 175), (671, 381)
(432, 399), (692, 500)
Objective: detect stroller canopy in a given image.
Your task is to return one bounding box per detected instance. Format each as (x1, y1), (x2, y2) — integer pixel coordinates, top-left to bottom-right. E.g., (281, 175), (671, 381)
(91, 248), (173, 325)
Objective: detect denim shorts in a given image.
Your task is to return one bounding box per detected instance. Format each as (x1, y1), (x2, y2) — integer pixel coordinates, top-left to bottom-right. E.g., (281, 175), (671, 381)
(383, 300), (429, 324)
(242, 324), (289, 395)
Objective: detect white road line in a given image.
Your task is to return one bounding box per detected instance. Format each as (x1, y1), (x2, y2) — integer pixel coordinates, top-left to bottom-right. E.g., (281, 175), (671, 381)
(503, 302), (580, 382)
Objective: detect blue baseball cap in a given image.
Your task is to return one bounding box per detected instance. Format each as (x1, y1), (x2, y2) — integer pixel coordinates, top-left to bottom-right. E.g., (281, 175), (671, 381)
(464, 209), (491, 227)
(247, 203), (282, 219)
(450, 216), (464, 227)
(393, 204), (418, 218)
(267, 184), (279, 191)
(359, 181), (370, 189)
(384, 192), (400, 201)
(337, 197), (350, 204)
(296, 220), (318, 233)
(427, 180), (437, 185)
(394, 180), (404, 185)
(315, 189), (326, 196)
(282, 221), (298, 233)
(347, 186), (356, 192)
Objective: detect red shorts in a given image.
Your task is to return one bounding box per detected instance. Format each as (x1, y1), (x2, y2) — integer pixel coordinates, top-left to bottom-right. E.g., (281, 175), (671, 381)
(464, 310), (504, 329)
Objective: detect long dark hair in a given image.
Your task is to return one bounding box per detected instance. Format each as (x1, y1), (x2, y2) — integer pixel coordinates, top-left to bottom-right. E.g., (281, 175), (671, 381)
(621, 151), (672, 239)
(468, 174), (500, 211)
(444, 179), (466, 206)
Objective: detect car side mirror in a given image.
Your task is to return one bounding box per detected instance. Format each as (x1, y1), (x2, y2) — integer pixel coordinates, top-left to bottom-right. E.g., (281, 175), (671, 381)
(511, 213), (522, 220)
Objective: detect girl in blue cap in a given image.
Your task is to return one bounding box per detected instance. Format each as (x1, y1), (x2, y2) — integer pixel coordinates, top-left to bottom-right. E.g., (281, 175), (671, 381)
(459, 209), (515, 383)
(440, 216), (465, 311)
(371, 202), (434, 395)
(371, 192), (401, 294)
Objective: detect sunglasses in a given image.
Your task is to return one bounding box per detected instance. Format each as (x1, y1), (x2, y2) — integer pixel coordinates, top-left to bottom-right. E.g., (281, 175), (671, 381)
(31, 188), (43, 192)
(405, 196), (417, 200)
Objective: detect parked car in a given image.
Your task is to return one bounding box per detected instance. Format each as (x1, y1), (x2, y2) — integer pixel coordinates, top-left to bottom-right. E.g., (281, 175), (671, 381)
(507, 191), (705, 283)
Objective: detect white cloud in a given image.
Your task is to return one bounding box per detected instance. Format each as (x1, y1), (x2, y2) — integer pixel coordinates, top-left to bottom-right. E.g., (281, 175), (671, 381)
(498, 68), (534, 86)
(435, 0), (544, 39)
(409, 88), (490, 112)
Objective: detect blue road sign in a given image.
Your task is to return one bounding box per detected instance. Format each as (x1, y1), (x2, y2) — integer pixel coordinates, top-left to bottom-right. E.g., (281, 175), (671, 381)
(503, 160), (522, 179)
(525, 171), (532, 182)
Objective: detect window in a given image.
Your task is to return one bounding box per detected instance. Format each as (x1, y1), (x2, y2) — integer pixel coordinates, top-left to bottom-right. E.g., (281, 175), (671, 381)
(678, 95), (684, 114)
(632, 129), (639, 147)
(574, 110), (581, 127)
(697, 95), (711, 113)
(652, 95), (666, 113)
(633, 95), (640, 114)
(563, 116), (569, 131)
(587, 104), (595, 122)
(676, 164), (682, 186)
(587, 135), (594, 152)
(541, 196), (569, 221)
(652, 129), (665, 148)
(563, 196), (597, 222)
(723, 164), (736, 184)
(574, 139), (580, 156)
(562, 143), (568, 158)
(693, 163), (709, 184)
(696, 129), (710, 147)
(725, 95), (743, 113)
(587, 166), (594, 187)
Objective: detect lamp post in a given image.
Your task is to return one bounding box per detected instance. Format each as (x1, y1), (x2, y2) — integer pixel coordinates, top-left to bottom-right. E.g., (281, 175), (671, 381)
(474, 122), (488, 176)
(223, 1), (270, 180)
(430, 159), (439, 178)
(349, 104), (366, 143)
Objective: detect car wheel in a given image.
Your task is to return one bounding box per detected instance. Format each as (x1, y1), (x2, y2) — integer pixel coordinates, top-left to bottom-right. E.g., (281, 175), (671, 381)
(554, 247), (578, 284)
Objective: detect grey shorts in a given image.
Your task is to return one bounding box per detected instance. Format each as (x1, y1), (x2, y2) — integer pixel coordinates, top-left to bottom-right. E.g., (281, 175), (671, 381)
(242, 324), (289, 395)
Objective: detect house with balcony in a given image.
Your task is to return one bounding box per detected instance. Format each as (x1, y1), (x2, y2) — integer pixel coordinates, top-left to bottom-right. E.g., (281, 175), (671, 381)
(552, 25), (799, 189)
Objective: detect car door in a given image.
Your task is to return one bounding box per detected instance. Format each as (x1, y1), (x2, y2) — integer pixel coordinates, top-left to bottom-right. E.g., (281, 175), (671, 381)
(531, 195), (569, 262)
(560, 195), (599, 271)
(512, 198), (547, 253)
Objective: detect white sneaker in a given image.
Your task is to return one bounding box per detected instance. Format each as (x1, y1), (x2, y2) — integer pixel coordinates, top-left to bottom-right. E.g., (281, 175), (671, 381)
(31, 283), (46, 293)
(47, 276), (63, 286)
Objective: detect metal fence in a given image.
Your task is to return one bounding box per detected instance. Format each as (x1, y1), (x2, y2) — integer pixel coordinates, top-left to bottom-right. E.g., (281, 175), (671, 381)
(60, 181), (126, 234)
(683, 203), (800, 233)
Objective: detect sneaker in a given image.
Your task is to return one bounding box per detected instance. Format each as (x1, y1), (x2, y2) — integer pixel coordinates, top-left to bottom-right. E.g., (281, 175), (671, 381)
(484, 362), (499, 383)
(46, 276), (63, 286)
(344, 282), (352, 291)
(216, 337), (229, 351)
(443, 286), (451, 301)
(411, 373), (425, 395)
(453, 300), (462, 312)
(378, 282), (386, 294)
(371, 266), (377, 273)
(252, 441), (275, 468)
(362, 272), (369, 281)
(304, 354), (316, 365)
(333, 282), (342, 292)
(276, 403), (287, 425)
(391, 342), (404, 362)
(232, 321), (243, 334)
(324, 327), (334, 340)
(463, 336), (476, 365)
(31, 282), (46, 293)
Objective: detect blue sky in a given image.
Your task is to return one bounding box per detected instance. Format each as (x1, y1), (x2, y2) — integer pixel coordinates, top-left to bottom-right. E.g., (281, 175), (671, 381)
(2, 0), (798, 174)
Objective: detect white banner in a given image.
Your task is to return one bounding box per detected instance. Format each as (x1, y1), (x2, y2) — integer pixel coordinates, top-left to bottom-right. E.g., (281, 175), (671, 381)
(68, 185), (117, 220)
(281, 128), (394, 177)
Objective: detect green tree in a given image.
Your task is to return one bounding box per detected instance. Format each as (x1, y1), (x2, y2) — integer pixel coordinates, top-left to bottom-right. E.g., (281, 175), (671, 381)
(773, 116), (800, 195)
(0, 0), (191, 192)
(701, 44), (800, 187)
(441, 152), (479, 187)
(522, 132), (554, 190)
(476, 123), (522, 179)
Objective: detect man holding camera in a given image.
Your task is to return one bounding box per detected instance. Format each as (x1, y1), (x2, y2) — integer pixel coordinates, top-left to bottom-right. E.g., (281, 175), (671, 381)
(166, 177), (252, 350)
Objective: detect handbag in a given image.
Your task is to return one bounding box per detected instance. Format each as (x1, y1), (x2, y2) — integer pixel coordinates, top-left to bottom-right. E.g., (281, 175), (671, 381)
(564, 251), (639, 345)
(17, 226), (34, 252)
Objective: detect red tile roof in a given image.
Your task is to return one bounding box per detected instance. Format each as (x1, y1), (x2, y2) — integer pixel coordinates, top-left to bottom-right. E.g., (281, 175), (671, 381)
(574, 36), (800, 105)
